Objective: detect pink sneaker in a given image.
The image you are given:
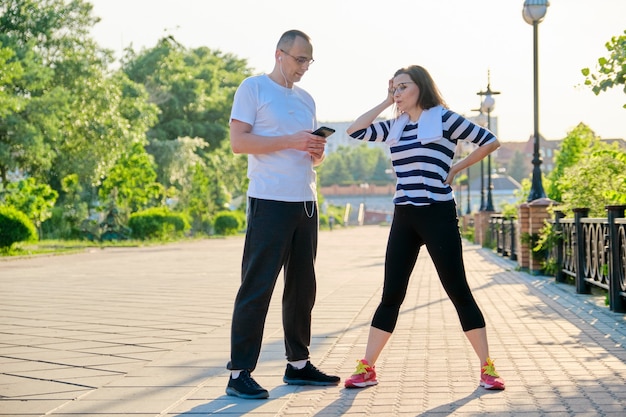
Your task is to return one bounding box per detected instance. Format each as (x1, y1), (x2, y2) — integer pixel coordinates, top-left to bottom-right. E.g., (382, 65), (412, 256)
(480, 358), (505, 390)
(344, 359), (378, 388)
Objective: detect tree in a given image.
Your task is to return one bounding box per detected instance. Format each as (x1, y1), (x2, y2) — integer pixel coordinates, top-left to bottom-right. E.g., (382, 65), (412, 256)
(371, 151), (394, 183)
(50, 69), (158, 194)
(556, 143), (626, 216)
(147, 136), (207, 190)
(582, 30), (626, 108)
(206, 141), (248, 203)
(0, 0), (158, 196)
(318, 145), (394, 186)
(0, 45), (22, 123)
(2, 177), (58, 232)
(122, 37), (251, 150)
(546, 123), (597, 202)
(0, 0), (100, 183)
(43, 173), (88, 239)
(0, 17), (58, 184)
(176, 141), (246, 233)
(120, 36), (252, 220)
(181, 163), (213, 234)
(319, 152), (352, 186)
(98, 142), (164, 213)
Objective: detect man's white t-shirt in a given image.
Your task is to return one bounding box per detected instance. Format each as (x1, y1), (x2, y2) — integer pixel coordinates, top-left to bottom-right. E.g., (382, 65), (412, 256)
(230, 74), (318, 202)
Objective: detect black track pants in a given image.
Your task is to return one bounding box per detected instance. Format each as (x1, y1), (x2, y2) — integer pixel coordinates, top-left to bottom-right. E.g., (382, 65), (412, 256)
(228, 198), (318, 371)
(372, 201), (486, 333)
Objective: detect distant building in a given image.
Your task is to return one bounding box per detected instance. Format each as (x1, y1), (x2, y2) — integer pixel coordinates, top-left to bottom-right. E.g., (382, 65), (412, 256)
(320, 121), (353, 153)
(455, 174), (522, 213)
(322, 120), (390, 155)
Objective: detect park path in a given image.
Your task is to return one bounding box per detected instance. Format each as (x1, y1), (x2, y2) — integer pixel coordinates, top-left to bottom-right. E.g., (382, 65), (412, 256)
(1, 225), (625, 416)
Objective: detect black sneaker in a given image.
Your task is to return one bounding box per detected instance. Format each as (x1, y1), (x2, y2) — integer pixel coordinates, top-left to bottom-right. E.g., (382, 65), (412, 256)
(226, 370), (269, 399)
(283, 361), (340, 386)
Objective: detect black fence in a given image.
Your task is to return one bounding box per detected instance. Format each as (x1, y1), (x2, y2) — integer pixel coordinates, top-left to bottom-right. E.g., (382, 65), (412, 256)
(489, 215), (517, 261)
(487, 205), (626, 313)
(552, 206), (626, 313)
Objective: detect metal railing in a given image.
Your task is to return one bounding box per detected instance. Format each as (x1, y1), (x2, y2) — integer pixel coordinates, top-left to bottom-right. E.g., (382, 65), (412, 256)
(485, 205), (626, 313)
(551, 206), (626, 313)
(489, 215), (517, 261)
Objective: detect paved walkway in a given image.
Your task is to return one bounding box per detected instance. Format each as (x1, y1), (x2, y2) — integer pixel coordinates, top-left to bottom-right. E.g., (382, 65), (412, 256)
(1, 225), (625, 417)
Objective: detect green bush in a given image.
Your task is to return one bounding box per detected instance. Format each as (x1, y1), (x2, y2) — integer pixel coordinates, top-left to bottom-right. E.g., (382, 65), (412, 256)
(128, 207), (190, 240)
(461, 225), (475, 242)
(213, 210), (245, 235)
(319, 213), (328, 228)
(41, 206), (87, 240)
(0, 206), (38, 249)
(187, 211), (213, 236)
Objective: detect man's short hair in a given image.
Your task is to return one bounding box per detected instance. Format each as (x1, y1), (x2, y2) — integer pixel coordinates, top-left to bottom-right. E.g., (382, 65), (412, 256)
(277, 29), (311, 50)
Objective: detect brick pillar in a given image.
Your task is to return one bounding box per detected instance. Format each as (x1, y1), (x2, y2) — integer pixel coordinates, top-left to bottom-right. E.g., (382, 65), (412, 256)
(473, 210), (495, 247)
(517, 203), (530, 270)
(528, 198), (556, 274)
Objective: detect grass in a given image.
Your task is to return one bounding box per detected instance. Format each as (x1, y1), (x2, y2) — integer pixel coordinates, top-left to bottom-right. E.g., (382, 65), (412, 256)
(0, 231), (244, 258)
(1, 239), (143, 257)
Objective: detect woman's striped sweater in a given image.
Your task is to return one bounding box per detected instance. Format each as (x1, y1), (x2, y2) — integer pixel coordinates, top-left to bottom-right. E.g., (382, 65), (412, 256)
(349, 109), (496, 206)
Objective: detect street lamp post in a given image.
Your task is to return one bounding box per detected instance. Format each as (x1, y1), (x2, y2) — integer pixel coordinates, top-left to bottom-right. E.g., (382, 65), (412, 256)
(479, 157), (486, 211)
(471, 108), (487, 211)
(523, 0), (548, 201)
(477, 73), (500, 212)
(466, 166), (471, 214)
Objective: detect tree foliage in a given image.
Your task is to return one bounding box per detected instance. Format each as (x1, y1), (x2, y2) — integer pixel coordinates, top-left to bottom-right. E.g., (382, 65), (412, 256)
(174, 141), (246, 234)
(0, 0), (253, 240)
(41, 173), (88, 239)
(122, 37), (251, 151)
(582, 29), (626, 108)
(0, 0), (158, 196)
(318, 145), (393, 187)
(1, 177), (58, 228)
(1, 0), (101, 183)
(147, 136), (207, 190)
(546, 123), (597, 202)
(98, 142), (164, 213)
(553, 141), (626, 216)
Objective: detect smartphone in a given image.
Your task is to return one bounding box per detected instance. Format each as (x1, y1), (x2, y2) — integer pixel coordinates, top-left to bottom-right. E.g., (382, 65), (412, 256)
(312, 126), (335, 138)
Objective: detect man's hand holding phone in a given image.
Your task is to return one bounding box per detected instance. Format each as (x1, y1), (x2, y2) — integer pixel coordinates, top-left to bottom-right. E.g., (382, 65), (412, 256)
(305, 126), (334, 161)
(312, 126), (335, 138)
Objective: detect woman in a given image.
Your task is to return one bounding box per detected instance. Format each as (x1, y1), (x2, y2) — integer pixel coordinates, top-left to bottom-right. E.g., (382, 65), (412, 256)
(344, 65), (505, 390)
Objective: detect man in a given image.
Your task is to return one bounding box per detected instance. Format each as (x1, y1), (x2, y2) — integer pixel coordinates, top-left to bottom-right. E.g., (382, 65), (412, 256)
(226, 29), (339, 400)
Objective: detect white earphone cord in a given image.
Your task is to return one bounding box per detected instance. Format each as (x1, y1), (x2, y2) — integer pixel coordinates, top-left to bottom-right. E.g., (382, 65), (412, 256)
(279, 57), (289, 88)
(304, 201), (314, 218)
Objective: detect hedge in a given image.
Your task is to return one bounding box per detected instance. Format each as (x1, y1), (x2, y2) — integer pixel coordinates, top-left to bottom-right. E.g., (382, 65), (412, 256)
(0, 206), (38, 249)
(128, 207), (190, 240)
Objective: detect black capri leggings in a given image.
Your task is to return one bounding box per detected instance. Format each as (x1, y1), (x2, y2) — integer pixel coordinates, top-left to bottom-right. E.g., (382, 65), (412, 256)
(371, 201), (486, 333)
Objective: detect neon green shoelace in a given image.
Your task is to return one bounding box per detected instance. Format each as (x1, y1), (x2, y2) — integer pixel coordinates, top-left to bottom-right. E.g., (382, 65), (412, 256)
(353, 360), (370, 375)
(482, 358), (500, 377)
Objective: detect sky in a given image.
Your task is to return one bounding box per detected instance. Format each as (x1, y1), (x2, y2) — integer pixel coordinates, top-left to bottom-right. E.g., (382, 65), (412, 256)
(89, 0), (626, 142)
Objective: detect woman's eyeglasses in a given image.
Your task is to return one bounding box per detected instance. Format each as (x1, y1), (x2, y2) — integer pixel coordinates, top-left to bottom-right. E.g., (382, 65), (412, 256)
(391, 82), (415, 95)
(280, 49), (314, 66)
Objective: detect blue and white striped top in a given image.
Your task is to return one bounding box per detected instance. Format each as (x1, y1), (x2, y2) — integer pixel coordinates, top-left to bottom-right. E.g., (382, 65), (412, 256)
(349, 109), (496, 206)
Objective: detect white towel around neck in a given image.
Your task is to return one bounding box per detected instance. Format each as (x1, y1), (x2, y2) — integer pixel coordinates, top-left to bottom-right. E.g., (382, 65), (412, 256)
(387, 105), (444, 145)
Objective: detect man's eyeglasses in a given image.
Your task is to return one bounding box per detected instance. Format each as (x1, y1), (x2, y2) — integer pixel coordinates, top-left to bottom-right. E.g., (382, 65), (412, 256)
(391, 82), (415, 95)
(280, 49), (314, 66)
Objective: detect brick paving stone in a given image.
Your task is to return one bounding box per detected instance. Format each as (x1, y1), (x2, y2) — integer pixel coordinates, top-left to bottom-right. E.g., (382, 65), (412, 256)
(1, 225), (625, 416)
